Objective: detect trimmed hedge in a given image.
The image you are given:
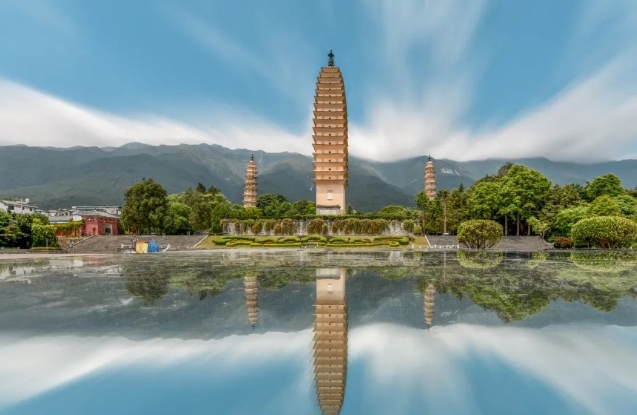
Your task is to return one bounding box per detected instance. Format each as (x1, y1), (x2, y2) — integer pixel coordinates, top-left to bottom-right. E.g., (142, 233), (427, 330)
(301, 235), (328, 243)
(457, 220), (503, 250)
(571, 216), (637, 249)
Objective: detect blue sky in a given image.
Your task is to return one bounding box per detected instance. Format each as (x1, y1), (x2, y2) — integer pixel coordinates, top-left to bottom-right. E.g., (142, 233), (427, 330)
(0, 0), (636, 161)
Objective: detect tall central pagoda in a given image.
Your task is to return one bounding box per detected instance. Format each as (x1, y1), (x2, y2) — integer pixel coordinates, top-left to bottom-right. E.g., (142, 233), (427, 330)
(243, 154), (258, 208)
(313, 268), (348, 415)
(312, 50), (349, 215)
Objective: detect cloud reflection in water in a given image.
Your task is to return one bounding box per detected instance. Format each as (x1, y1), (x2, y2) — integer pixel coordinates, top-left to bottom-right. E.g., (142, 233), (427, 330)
(0, 322), (636, 415)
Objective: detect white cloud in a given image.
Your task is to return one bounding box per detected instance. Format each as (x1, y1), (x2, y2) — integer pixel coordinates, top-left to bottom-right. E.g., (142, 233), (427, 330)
(0, 79), (312, 155)
(0, 330), (313, 409)
(347, 0), (637, 162)
(1, 324), (636, 414)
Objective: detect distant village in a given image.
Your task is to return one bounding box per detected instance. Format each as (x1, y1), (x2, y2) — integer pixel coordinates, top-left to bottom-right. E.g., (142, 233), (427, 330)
(0, 199), (121, 237)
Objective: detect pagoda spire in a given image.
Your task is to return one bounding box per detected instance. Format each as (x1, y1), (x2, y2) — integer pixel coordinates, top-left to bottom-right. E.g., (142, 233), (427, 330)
(243, 155), (258, 208)
(328, 50), (334, 67)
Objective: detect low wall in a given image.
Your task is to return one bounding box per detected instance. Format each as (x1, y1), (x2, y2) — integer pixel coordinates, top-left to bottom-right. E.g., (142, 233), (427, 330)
(221, 218), (415, 236)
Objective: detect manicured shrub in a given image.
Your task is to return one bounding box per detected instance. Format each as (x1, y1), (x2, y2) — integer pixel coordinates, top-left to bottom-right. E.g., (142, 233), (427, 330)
(226, 240), (253, 247)
(263, 242), (302, 247)
(251, 220), (264, 235)
(280, 219), (297, 235)
(388, 241), (400, 247)
(321, 223), (328, 235)
(278, 236), (300, 243)
(571, 216), (637, 249)
(413, 225), (423, 235)
(273, 224), (282, 235)
(263, 219), (277, 232)
(307, 219), (325, 234)
(256, 236), (278, 244)
(457, 220), (503, 250)
(301, 234), (328, 243)
(374, 235), (400, 241)
(553, 236), (574, 249)
(328, 236), (349, 243)
(402, 220), (415, 233)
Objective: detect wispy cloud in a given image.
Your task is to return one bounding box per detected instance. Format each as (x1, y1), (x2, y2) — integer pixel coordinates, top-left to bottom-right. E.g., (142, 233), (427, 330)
(348, 0), (637, 162)
(164, 6), (314, 104)
(2, 324), (636, 414)
(0, 79), (311, 154)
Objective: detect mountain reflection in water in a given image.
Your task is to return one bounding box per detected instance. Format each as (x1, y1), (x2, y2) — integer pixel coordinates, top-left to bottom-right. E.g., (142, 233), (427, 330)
(0, 251), (637, 415)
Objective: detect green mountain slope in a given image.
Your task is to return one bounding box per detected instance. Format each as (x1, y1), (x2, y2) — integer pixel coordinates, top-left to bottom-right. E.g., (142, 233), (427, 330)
(1, 143), (636, 210)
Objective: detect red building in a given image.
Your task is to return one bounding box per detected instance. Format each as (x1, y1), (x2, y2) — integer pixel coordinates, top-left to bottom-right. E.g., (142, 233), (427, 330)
(81, 211), (119, 236)
(49, 210), (120, 237)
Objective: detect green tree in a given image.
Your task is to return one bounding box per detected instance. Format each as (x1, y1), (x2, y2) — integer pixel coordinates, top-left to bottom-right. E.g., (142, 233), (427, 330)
(256, 194), (292, 217)
(500, 165), (552, 235)
(585, 174), (624, 201)
(346, 204), (354, 215)
(588, 195), (622, 217)
(554, 205), (589, 236)
(466, 181), (503, 220)
(164, 201), (193, 235)
(0, 211), (24, 247)
(612, 194), (637, 217)
(288, 199), (316, 216)
(121, 178), (169, 234)
(30, 218), (58, 247)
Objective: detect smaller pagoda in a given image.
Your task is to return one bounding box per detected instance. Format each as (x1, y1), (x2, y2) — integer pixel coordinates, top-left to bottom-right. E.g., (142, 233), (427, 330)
(244, 275), (258, 329)
(424, 284), (436, 330)
(424, 155), (437, 200)
(243, 154), (258, 208)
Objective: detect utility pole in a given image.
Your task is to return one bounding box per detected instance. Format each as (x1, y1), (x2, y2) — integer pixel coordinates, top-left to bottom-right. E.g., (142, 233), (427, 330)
(443, 198), (448, 235)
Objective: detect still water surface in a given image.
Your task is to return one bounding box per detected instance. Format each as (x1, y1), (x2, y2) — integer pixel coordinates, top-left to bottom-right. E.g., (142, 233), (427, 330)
(1, 251), (637, 415)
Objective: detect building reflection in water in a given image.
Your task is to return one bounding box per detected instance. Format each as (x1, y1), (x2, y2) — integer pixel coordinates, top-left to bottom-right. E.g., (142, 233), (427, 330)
(244, 274), (258, 330)
(424, 284), (436, 330)
(313, 268), (348, 415)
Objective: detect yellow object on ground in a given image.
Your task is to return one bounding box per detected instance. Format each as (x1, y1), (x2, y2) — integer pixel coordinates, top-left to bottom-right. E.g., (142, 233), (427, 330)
(135, 242), (148, 253)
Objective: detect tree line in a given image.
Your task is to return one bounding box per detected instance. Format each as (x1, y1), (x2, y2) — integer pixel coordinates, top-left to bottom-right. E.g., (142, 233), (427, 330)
(120, 164), (637, 241)
(0, 211), (57, 249)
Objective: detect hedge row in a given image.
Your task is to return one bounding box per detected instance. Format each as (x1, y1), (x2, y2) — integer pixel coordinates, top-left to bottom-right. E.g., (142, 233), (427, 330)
(213, 234), (409, 247)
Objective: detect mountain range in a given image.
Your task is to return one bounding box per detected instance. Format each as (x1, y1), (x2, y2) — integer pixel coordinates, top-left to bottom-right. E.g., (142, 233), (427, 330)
(1, 143), (637, 211)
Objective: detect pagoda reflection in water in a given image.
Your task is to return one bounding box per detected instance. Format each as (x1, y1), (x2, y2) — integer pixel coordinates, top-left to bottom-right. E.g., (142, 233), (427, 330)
(313, 268), (348, 415)
(244, 274), (258, 330)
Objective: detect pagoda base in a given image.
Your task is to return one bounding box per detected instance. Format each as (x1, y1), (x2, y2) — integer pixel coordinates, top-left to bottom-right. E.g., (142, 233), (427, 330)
(316, 205), (342, 216)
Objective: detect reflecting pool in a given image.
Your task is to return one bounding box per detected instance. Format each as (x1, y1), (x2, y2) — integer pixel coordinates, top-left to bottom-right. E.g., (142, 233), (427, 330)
(1, 251), (637, 415)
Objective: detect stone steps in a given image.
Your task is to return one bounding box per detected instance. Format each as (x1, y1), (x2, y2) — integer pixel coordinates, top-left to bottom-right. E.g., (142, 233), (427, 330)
(70, 235), (206, 254)
(426, 235), (551, 251)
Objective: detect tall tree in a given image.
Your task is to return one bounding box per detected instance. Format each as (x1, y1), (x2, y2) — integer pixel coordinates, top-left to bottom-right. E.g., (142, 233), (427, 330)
(500, 165), (552, 235)
(121, 178), (169, 234)
(585, 174), (624, 201)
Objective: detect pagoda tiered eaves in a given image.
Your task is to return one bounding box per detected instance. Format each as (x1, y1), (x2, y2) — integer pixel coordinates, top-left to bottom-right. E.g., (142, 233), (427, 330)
(313, 52), (349, 215)
(243, 156), (258, 208)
